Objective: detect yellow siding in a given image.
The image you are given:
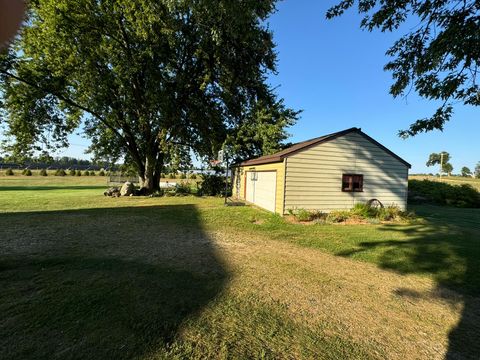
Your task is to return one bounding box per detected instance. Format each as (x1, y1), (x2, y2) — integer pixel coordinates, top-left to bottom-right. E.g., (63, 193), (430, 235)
(284, 132), (409, 212)
(233, 161), (285, 214)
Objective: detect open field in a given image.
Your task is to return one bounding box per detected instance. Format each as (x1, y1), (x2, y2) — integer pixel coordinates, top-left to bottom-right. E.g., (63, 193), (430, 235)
(410, 175), (480, 191)
(0, 172), (200, 189)
(1, 176), (479, 359)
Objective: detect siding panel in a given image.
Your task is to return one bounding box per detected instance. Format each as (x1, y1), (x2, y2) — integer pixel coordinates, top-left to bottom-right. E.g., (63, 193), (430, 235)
(284, 132), (408, 212)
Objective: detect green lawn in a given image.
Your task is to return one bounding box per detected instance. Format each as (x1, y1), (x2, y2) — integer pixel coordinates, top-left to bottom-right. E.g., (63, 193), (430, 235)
(242, 205), (480, 295)
(1, 175), (479, 359)
(410, 174), (480, 191)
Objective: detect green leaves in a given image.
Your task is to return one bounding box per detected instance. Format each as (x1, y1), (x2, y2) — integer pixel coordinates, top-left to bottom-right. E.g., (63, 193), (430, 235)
(327, 0), (480, 137)
(227, 98), (300, 162)
(0, 0), (296, 189)
(461, 166), (472, 177)
(426, 151), (453, 174)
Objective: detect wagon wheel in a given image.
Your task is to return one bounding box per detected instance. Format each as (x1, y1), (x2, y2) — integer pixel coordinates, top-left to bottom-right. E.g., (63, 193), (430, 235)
(367, 198), (384, 209)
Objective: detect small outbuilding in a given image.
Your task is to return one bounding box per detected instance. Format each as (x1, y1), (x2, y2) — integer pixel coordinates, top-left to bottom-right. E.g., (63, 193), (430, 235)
(232, 127), (411, 214)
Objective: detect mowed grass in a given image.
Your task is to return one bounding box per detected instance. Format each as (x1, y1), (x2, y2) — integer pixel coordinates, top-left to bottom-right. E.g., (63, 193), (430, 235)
(1, 176), (479, 359)
(410, 174), (480, 191)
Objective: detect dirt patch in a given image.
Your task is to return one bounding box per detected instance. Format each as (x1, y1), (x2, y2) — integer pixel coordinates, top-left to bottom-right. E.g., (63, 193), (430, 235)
(284, 215), (317, 226)
(251, 219), (264, 225)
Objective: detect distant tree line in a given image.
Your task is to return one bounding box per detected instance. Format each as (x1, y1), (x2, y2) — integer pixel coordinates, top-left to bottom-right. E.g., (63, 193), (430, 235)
(426, 152), (479, 178)
(0, 155), (115, 171)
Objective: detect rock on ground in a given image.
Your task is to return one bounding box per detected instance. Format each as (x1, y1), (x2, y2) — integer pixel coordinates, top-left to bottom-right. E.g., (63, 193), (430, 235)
(104, 187), (120, 197)
(120, 182), (135, 196)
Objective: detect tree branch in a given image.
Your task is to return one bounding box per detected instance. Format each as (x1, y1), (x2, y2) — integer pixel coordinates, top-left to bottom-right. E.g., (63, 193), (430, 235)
(0, 68), (131, 151)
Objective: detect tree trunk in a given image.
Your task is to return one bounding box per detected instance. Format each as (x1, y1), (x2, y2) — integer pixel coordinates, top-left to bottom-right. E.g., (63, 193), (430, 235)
(152, 152), (164, 191)
(139, 152), (163, 194)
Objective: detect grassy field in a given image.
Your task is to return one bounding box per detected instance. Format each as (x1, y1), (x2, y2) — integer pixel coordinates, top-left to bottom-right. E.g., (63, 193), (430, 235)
(1, 176), (479, 359)
(410, 174), (480, 191)
(0, 168), (200, 179)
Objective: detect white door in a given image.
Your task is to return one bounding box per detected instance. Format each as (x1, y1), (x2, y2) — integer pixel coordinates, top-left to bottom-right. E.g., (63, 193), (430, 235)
(245, 171), (277, 213)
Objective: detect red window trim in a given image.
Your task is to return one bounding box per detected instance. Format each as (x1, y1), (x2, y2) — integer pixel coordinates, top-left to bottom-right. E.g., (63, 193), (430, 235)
(342, 174), (364, 192)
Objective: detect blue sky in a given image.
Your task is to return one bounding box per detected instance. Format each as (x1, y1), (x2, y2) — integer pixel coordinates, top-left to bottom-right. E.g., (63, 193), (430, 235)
(44, 0), (479, 173)
(266, 0), (479, 174)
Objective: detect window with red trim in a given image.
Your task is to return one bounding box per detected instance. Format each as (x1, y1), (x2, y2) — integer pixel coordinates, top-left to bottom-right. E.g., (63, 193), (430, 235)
(342, 174), (363, 192)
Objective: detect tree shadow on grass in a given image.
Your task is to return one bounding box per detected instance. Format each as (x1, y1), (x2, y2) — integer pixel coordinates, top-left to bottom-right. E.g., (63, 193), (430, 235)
(0, 205), (227, 360)
(336, 210), (480, 359)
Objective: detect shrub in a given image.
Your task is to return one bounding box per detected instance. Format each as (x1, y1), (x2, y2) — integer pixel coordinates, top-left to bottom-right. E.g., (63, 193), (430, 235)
(288, 202), (413, 224)
(190, 173), (197, 179)
(409, 179), (480, 208)
(289, 202), (411, 224)
(296, 208), (312, 222)
(326, 210), (350, 223)
(83, 171), (90, 176)
(23, 169), (32, 176)
(292, 209), (326, 222)
(168, 173), (176, 179)
(160, 173), (166, 179)
(69, 169), (76, 176)
(150, 189), (165, 197)
(39, 169), (48, 176)
(90, 171), (95, 176)
(174, 182), (192, 196)
(98, 170), (105, 176)
(76, 170), (82, 176)
(198, 174), (229, 196)
(351, 203), (379, 218)
(55, 169), (67, 176)
(310, 210), (327, 221)
(5, 168), (14, 176)
(164, 189), (176, 197)
(377, 205), (402, 221)
(180, 173), (187, 179)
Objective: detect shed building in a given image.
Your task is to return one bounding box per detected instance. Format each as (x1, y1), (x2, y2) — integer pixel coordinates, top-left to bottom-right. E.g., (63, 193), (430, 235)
(232, 127), (411, 214)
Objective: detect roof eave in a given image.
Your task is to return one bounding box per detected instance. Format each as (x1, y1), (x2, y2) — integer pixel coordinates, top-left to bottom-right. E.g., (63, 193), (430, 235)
(236, 127), (411, 169)
(239, 157), (283, 167)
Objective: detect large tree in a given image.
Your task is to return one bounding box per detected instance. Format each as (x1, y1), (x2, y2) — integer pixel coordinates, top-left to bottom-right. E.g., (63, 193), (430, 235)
(461, 166), (472, 177)
(327, 0), (480, 137)
(0, 0), (297, 192)
(227, 99), (298, 163)
(426, 151), (453, 174)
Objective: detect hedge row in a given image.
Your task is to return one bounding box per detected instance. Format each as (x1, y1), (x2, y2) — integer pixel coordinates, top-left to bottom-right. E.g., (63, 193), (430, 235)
(408, 180), (480, 208)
